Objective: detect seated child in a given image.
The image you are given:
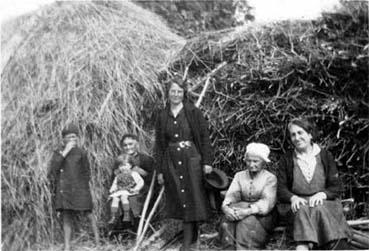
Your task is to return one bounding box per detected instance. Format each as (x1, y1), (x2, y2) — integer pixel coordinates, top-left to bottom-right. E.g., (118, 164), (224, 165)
(109, 154), (144, 223)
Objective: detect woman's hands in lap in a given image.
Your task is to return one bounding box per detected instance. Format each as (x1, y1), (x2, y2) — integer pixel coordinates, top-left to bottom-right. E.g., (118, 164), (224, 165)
(291, 195), (308, 213)
(308, 192), (327, 207)
(291, 192), (327, 212)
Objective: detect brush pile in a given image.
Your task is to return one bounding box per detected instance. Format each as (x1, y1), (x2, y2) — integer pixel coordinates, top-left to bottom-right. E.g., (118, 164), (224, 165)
(1, 1), (184, 250)
(169, 2), (369, 216)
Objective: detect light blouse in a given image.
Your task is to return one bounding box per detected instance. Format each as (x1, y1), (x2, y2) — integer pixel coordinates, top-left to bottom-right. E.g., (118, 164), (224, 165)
(294, 143), (321, 183)
(222, 169), (277, 215)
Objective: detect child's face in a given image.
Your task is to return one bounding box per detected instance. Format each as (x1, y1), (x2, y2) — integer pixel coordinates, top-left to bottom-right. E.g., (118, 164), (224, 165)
(63, 133), (78, 145)
(119, 162), (132, 171)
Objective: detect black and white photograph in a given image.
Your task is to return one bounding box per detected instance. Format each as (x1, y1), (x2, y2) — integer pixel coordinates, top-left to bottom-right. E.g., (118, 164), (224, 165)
(1, 0), (368, 250)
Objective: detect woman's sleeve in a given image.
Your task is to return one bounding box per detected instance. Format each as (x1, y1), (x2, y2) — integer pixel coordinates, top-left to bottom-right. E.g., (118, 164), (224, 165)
(323, 150), (342, 199)
(277, 156), (295, 203)
(222, 173), (241, 206)
(132, 172), (144, 192)
(197, 109), (213, 165)
(251, 174), (277, 215)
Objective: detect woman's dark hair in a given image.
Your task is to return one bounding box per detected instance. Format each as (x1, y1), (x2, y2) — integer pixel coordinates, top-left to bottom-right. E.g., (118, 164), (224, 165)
(165, 74), (188, 101)
(287, 117), (318, 142)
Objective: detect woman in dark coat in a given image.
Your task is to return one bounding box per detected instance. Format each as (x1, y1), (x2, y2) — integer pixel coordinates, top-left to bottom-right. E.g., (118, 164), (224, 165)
(154, 76), (213, 250)
(277, 118), (351, 250)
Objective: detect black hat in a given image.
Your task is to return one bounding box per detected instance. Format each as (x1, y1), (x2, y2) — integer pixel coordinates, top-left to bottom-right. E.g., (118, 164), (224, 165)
(204, 168), (229, 190)
(62, 124), (79, 137)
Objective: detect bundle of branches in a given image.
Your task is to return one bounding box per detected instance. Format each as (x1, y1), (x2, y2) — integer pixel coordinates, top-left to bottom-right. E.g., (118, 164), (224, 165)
(1, 1), (184, 250)
(169, 2), (369, 217)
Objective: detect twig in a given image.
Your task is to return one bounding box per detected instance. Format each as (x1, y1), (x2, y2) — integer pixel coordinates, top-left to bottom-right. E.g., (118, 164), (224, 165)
(348, 219), (369, 226)
(97, 89), (113, 120)
(195, 77), (211, 108)
(189, 62), (227, 92)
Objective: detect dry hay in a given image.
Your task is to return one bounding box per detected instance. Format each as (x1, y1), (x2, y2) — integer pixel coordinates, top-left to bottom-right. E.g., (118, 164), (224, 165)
(1, 1), (184, 250)
(170, 1), (369, 214)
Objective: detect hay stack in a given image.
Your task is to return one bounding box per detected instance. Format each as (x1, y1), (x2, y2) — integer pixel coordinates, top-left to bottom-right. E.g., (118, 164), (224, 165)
(1, 1), (184, 249)
(170, 2), (368, 212)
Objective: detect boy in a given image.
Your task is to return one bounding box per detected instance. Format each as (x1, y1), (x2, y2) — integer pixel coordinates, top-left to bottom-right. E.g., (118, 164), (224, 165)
(48, 124), (99, 251)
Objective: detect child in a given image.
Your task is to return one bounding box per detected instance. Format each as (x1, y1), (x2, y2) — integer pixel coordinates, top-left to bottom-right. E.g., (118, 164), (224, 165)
(48, 124), (99, 251)
(109, 154), (144, 223)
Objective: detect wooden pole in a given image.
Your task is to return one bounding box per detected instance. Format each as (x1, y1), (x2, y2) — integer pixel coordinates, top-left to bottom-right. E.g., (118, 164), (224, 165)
(133, 186), (165, 251)
(347, 219), (369, 227)
(136, 170), (156, 239)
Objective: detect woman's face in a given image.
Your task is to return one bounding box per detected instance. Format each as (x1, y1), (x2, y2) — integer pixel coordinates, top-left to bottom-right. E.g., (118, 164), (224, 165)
(168, 83), (184, 105)
(245, 154), (264, 174)
(289, 124), (313, 151)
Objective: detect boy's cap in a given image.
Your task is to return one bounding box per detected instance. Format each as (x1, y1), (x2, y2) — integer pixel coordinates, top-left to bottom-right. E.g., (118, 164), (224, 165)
(62, 124), (79, 137)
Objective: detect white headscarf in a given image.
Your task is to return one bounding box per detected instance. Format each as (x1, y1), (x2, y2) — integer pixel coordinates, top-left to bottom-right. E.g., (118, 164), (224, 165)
(246, 142), (271, 163)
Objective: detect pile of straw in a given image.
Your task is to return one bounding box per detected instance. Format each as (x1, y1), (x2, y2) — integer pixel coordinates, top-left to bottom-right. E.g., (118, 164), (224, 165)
(1, 1), (184, 249)
(170, 2), (368, 214)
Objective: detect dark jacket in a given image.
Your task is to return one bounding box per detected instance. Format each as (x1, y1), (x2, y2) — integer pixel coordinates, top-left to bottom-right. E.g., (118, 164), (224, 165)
(277, 148), (342, 203)
(154, 102), (214, 172)
(48, 147), (93, 211)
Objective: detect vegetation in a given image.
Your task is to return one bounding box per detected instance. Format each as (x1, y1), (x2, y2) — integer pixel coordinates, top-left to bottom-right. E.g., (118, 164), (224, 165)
(1, 0), (368, 250)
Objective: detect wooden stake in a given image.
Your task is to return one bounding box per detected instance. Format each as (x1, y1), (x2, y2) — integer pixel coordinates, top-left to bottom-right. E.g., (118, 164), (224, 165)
(133, 186), (165, 251)
(136, 170), (156, 239)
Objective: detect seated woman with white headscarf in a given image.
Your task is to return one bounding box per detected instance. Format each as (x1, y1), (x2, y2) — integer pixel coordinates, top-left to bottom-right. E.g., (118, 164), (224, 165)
(220, 142), (278, 250)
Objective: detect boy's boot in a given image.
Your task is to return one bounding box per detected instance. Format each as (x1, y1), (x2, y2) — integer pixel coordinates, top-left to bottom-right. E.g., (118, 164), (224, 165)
(122, 203), (131, 222)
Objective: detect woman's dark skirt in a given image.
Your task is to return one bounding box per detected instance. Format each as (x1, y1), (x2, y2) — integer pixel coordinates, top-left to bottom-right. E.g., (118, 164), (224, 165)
(220, 201), (277, 250)
(162, 143), (211, 222)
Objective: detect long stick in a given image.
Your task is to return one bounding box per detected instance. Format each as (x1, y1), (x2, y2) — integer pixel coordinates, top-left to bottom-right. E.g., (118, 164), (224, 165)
(347, 219), (369, 226)
(136, 170), (156, 239)
(133, 186), (165, 251)
(195, 77), (211, 108)
(189, 61), (227, 92)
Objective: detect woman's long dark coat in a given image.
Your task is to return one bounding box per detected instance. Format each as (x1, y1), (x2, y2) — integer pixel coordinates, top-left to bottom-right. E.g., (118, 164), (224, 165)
(154, 102), (214, 221)
(48, 147), (93, 211)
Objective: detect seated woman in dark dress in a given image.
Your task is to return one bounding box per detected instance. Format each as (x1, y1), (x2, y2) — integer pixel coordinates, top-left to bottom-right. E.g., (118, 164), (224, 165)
(277, 118), (352, 250)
